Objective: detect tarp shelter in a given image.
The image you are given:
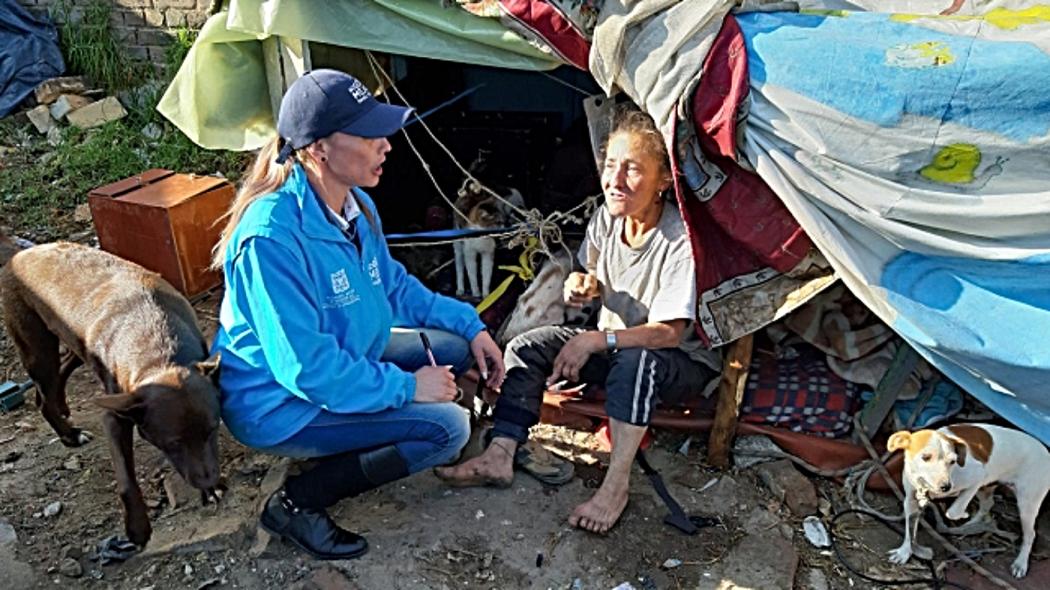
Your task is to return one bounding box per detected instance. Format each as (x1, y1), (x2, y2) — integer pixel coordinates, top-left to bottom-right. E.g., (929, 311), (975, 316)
(159, 0), (1050, 446)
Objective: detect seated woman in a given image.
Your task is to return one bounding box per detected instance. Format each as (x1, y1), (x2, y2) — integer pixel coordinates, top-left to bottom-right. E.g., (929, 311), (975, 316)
(211, 70), (505, 560)
(436, 106), (721, 533)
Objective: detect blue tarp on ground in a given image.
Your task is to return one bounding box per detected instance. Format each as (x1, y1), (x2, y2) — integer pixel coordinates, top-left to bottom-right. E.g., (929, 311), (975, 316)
(0, 0), (64, 117)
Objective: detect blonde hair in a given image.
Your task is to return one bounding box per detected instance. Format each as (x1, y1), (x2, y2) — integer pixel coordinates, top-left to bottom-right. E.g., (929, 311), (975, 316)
(210, 136), (377, 270)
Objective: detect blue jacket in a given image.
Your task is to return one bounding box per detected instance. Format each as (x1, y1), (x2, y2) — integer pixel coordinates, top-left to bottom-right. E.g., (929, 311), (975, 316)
(212, 164), (485, 448)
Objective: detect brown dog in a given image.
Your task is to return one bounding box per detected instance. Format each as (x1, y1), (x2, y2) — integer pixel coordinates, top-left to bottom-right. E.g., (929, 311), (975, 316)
(1, 242), (221, 547)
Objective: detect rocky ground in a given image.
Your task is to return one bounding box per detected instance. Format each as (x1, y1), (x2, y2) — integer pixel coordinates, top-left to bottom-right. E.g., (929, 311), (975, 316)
(0, 289), (1047, 590)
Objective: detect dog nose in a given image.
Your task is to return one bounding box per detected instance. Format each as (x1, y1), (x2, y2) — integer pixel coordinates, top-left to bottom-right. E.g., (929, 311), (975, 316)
(939, 482), (952, 493)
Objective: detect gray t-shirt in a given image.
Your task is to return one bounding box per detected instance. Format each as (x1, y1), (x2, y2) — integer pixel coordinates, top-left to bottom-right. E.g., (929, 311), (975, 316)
(579, 203), (721, 373)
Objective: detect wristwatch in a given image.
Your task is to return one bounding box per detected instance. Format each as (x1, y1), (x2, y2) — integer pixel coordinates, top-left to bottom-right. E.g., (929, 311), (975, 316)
(605, 330), (618, 352)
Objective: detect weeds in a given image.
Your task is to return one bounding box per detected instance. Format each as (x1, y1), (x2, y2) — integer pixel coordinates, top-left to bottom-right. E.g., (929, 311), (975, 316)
(0, 120), (249, 240)
(51, 0), (145, 92)
(0, 0), (251, 239)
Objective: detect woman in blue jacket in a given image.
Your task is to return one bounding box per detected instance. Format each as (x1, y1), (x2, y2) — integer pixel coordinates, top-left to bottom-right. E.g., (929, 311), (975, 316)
(211, 70), (505, 560)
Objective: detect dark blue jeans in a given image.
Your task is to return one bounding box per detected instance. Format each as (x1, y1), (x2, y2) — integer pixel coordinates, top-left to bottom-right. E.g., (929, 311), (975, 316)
(260, 328), (473, 474)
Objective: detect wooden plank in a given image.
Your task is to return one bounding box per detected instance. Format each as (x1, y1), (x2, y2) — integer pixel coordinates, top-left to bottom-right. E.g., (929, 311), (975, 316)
(707, 333), (754, 469)
(854, 343), (920, 443)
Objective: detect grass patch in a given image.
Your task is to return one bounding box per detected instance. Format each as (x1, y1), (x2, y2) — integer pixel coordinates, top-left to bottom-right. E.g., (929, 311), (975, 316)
(0, 0), (252, 240)
(52, 0), (146, 93)
(0, 118), (249, 241)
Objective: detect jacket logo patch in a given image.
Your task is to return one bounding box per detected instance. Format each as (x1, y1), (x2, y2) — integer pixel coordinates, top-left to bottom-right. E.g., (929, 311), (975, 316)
(368, 258), (382, 286)
(331, 269), (350, 294)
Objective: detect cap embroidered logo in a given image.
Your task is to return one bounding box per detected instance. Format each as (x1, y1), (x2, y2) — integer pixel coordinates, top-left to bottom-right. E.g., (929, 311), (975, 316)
(347, 80), (370, 103)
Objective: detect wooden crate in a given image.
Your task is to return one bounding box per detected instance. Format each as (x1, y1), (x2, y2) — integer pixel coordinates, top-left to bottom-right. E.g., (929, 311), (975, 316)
(88, 169), (235, 297)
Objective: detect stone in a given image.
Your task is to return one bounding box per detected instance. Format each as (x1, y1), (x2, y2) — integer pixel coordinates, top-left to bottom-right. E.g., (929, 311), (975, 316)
(60, 544), (82, 560)
(46, 126), (63, 147)
(26, 105), (56, 134)
(58, 557), (83, 578)
(66, 97), (128, 129)
(49, 94), (93, 120)
(63, 455), (82, 471)
(0, 546), (39, 588)
(742, 507), (780, 535)
(34, 76), (89, 105)
(43, 501), (62, 518)
(755, 459), (819, 516)
(303, 565), (358, 590)
(803, 568), (829, 590)
(163, 472), (197, 508)
(0, 520), (16, 545)
(141, 122), (163, 140)
(697, 534), (798, 590)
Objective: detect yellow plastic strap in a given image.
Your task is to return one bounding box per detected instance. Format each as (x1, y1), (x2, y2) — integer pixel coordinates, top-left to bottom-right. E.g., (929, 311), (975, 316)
(474, 238), (539, 313)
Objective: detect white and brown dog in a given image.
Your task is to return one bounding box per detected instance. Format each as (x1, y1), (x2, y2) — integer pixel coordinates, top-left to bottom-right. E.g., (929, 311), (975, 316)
(887, 424), (1050, 578)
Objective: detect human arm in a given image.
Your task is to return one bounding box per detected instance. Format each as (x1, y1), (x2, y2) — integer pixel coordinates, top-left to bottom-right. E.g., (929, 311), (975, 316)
(548, 320), (688, 383)
(231, 237), (444, 412)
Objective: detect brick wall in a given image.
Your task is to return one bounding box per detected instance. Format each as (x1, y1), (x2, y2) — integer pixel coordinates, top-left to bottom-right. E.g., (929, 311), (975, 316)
(19, 0), (216, 65)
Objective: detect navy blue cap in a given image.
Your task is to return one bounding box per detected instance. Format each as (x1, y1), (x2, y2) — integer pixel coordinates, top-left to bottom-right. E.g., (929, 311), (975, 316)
(275, 69), (414, 163)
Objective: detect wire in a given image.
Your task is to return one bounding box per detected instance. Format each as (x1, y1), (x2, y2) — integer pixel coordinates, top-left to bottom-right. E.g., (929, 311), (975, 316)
(829, 509), (973, 590)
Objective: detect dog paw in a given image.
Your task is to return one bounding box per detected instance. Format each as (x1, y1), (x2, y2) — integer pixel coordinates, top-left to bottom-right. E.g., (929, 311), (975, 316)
(887, 545), (912, 565)
(61, 429), (94, 447)
(1011, 557), (1028, 578)
(945, 507), (969, 521)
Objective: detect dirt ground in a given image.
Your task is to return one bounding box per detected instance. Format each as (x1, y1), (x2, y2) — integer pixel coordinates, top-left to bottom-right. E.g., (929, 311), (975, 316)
(1, 286), (1047, 590)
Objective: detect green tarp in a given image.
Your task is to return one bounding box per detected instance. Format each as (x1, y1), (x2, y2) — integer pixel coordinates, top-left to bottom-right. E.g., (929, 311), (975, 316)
(158, 0), (562, 151)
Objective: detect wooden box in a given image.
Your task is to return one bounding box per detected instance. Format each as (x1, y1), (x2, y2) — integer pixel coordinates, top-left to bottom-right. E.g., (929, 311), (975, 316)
(88, 169), (235, 297)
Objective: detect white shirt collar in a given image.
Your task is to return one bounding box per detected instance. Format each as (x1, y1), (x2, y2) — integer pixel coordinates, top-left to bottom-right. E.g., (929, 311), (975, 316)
(324, 191), (362, 231)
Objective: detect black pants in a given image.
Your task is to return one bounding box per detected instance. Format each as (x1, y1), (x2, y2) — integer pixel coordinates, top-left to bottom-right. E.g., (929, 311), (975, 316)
(490, 326), (719, 443)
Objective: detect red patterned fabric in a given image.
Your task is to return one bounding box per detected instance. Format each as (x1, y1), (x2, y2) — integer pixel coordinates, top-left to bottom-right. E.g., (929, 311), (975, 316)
(499, 0), (591, 70)
(741, 345), (860, 438)
(670, 15), (814, 346)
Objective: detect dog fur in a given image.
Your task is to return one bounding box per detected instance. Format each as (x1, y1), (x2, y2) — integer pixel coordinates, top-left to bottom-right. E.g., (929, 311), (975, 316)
(887, 423), (1050, 577)
(1, 242), (221, 547)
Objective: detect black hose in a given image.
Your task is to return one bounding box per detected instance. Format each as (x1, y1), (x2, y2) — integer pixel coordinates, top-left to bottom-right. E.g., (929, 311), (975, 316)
(829, 509), (973, 590)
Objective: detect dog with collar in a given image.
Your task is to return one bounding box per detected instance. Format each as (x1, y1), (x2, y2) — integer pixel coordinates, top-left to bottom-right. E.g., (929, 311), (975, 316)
(887, 423), (1050, 578)
(1, 242), (222, 547)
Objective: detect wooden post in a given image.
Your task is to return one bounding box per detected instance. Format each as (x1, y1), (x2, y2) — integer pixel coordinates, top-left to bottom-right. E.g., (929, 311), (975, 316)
(707, 333), (754, 469)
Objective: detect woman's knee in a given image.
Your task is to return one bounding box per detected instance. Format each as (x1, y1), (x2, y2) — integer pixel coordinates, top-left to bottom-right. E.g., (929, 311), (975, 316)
(412, 403), (471, 470)
(427, 330), (473, 374)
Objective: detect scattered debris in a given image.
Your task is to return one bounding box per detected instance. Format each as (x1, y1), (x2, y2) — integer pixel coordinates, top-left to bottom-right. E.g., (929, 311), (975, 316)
(67, 96), (128, 129)
(34, 76), (89, 105)
(58, 557), (83, 578)
(141, 123), (163, 141)
(50, 94), (93, 121)
(43, 501), (62, 517)
(0, 520), (17, 545)
(27, 105), (56, 134)
(803, 516), (831, 548)
(661, 558), (683, 569)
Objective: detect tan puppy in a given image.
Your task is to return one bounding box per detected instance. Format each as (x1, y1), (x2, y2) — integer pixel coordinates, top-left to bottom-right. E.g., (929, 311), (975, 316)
(887, 424), (1050, 578)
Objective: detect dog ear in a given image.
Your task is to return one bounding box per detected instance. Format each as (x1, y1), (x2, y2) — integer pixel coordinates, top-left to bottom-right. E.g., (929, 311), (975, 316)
(950, 437), (968, 467)
(195, 353), (221, 387)
(93, 394), (147, 423)
(887, 431), (912, 452)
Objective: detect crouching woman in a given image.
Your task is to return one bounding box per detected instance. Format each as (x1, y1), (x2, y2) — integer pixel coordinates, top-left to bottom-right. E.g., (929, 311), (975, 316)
(210, 70), (504, 560)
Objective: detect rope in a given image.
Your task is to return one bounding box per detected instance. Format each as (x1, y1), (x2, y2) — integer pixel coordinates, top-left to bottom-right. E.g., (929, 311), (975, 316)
(363, 51), (601, 267)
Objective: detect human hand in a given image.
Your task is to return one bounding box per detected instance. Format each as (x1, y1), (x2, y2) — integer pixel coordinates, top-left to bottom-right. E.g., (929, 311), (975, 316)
(563, 272), (600, 308)
(549, 331), (602, 384)
(414, 365), (457, 403)
(470, 330), (506, 390)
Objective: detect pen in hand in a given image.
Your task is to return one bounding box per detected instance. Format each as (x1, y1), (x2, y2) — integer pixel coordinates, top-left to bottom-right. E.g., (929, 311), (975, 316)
(419, 331), (438, 367)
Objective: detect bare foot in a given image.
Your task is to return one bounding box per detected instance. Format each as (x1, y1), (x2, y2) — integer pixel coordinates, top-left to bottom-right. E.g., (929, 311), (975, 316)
(434, 440), (515, 488)
(568, 479), (629, 534)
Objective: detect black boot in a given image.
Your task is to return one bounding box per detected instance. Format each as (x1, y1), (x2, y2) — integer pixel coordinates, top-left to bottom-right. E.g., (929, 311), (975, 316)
(259, 489), (368, 560)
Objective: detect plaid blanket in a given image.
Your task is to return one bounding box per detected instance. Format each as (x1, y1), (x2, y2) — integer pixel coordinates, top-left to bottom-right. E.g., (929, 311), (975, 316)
(741, 344), (861, 438)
